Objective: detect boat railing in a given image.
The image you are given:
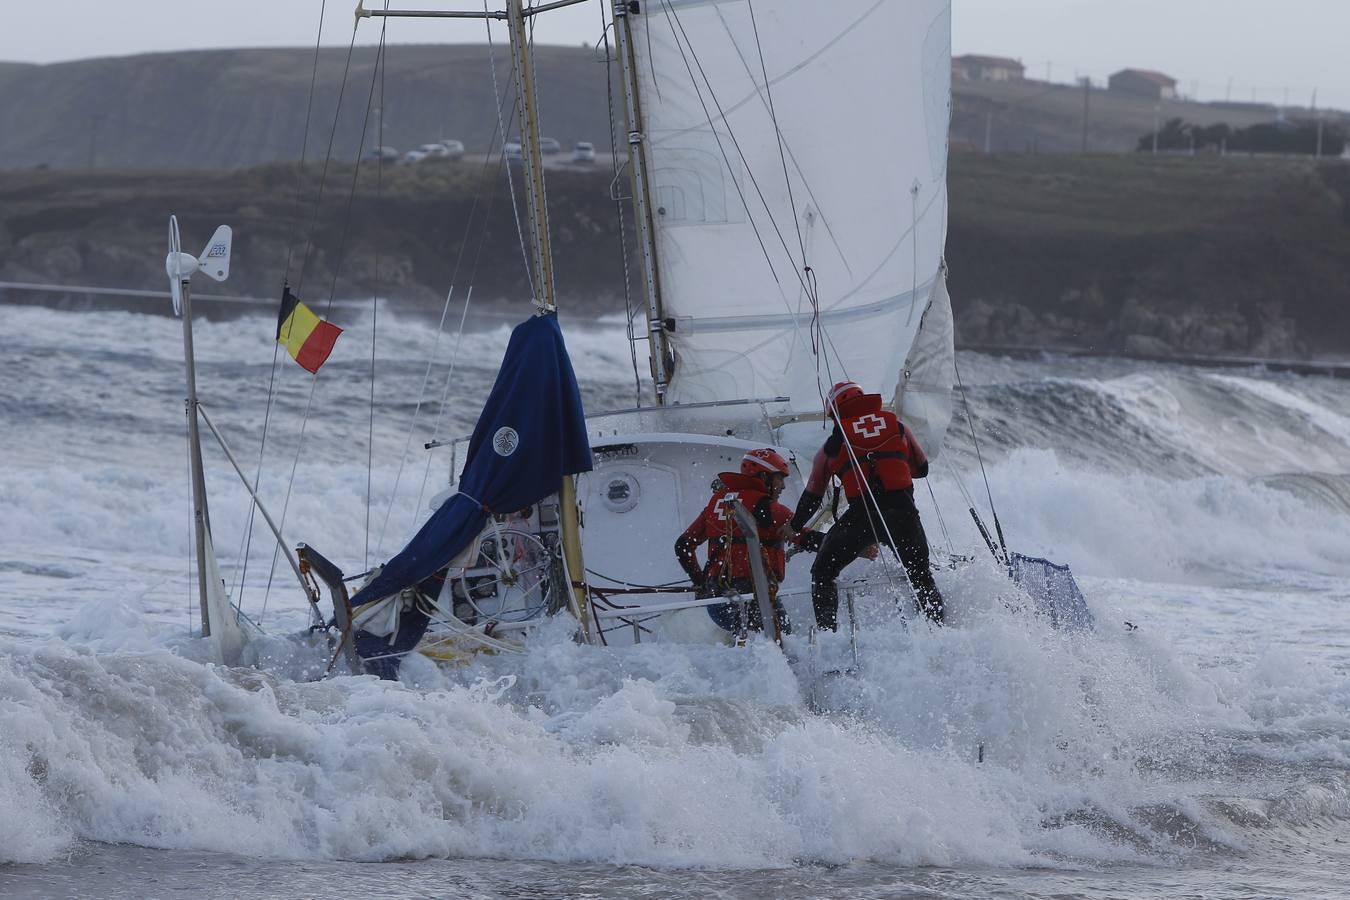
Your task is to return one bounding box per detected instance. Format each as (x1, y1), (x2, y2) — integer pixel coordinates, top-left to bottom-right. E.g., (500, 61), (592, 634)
(430, 396), (792, 486)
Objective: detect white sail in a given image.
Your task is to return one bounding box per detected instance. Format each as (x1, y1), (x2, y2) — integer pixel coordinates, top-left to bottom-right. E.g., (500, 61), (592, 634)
(894, 273), (956, 461)
(629, 0), (952, 418)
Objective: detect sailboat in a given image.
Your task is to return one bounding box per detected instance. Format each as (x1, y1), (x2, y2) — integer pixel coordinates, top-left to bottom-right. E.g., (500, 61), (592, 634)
(169, 0), (1090, 677)
(299, 0), (964, 666)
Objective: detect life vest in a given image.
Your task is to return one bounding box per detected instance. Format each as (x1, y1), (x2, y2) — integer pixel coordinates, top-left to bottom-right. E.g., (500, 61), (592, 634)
(686, 487), (730, 573)
(828, 393), (913, 498)
(706, 472), (788, 581)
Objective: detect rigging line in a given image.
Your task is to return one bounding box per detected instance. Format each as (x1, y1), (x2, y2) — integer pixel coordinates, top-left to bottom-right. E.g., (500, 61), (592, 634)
(414, 285), (476, 523)
(484, 0), (537, 302)
(374, 283), (455, 558)
(239, 0), (335, 610)
(925, 478), (954, 555)
(319, 27), (388, 322)
(283, 0), (329, 285)
(662, 0), (887, 279)
(417, 127), (513, 460)
(598, 17), (643, 405)
(743, 0), (833, 408)
(375, 104), (509, 556)
(744, 1), (809, 275)
(260, 367), (324, 619)
(261, 28), (390, 617)
(951, 352), (1006, 552)
(412, 136), (516, 525)
(231, 339), (283, 615)
(294, 20), (364, 299)
(657, 0), (813, 306)
(367, 5), (390, 570)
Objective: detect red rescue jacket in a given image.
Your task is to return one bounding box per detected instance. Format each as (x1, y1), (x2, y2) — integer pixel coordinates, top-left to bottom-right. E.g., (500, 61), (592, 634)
(706, 472), (792, 581)
(675, 485), (730, 584)
(827, 393), (924, 499)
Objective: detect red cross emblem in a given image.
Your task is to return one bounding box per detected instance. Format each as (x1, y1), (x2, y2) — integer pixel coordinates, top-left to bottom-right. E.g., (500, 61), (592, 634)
(713, 492), (740, 521)
(851, 413), (887, 440)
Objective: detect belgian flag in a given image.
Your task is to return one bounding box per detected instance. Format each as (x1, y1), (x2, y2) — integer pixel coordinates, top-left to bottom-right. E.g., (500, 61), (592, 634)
(277, 286), (342, 373)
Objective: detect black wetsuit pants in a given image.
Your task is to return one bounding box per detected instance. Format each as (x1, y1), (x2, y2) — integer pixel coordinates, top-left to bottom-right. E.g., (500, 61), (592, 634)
(810, 488), (944, 629)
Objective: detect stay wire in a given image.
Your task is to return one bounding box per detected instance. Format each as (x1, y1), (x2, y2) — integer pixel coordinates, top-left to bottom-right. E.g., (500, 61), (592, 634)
(238, 1), (329, 622)
(924, 478), (954, 555)
(952, 350), (1006, 555)
(412, 143), (515, 525)
(294, 20), (364, 299)
(377, 103), (511, 556)
(282, 0), (328, 284)
(262, 21), (390, 614)
(598, 16), (643, 405)
(366, 6), (390, 570)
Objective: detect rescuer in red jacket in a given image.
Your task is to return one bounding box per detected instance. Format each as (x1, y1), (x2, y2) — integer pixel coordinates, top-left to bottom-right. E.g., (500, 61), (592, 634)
(675, 448), (812, 633)
(791, 381), (945, 628)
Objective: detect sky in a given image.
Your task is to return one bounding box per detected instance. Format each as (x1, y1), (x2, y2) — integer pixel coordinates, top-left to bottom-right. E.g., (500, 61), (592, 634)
(3, 1), (1348, 110)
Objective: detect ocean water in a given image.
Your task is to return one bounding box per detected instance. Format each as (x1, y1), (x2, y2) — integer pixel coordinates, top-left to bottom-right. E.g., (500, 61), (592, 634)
(1, 303), (1348, 899)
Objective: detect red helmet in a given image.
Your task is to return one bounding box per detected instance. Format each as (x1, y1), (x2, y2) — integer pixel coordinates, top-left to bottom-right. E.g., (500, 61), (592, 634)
(740, 448), (790, 477)
(826, 380), (863, 417)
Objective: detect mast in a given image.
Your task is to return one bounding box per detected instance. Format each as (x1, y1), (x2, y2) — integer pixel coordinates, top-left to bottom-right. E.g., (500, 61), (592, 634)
(354, 0), (597, 640)
(178, 272), (214, 637)
(612, 0), (672, 402)
(504, 0), (593, 641)
(506, 0), (557, 310)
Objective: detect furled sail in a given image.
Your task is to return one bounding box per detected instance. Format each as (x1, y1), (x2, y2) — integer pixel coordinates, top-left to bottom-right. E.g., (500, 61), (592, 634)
(629, 0), (952, 419)
(349, 313), (592, 608)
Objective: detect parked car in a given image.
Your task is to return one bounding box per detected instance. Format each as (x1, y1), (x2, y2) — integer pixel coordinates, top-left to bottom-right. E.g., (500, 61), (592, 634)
(539, 137), (562, 155)
(503, 140), (523, 160)
(402, 148), (430, 165)
(572, 141), (596, 163)
(368, 146), (399, 163)
(418, 142), (449, 158)
(438, 139), (465, 159)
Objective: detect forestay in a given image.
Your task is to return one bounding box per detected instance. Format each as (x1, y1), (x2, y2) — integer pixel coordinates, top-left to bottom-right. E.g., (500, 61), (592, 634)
(630, 0), (952, 418)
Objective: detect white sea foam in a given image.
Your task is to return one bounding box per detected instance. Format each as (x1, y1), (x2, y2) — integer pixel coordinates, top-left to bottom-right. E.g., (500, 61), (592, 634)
(2, 305), (1348, 872)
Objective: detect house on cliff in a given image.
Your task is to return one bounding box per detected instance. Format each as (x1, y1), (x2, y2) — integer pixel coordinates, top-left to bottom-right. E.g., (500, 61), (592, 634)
(953, 55), (1025, 83)
(1109, 68), (1178, 101)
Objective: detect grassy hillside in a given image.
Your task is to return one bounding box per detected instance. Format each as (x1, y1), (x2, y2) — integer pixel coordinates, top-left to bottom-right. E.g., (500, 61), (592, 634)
(948, 152), (1350, 356)
(7, 45), (1340, 169)
(3, 154), (1349, 357)
(950, 78), (1313, 154)
(0, 157), (630, 313)
(0, 45), (615, 170)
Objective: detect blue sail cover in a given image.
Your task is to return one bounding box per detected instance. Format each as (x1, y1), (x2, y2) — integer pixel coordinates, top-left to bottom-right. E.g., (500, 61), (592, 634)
(349, 312), (592, 608)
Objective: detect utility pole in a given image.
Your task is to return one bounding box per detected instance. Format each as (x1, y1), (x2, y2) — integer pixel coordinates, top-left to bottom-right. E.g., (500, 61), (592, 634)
(984, 110), (993, 154)
(1080, 77), (1091, 153)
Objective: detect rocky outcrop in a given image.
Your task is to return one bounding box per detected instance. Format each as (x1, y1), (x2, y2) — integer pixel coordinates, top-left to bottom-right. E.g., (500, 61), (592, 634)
(3, 154), (1350, 358)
